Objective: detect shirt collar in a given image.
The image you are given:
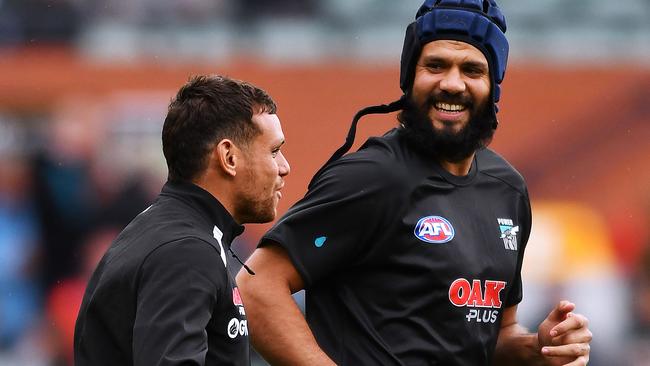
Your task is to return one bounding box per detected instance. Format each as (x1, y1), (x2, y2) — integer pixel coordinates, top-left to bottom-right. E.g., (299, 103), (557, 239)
(160, 180), (245, 246)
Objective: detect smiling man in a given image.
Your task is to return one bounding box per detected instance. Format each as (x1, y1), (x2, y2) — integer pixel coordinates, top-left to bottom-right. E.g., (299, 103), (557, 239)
(74, 75), (290, 366)
(238, 1), (591, 365)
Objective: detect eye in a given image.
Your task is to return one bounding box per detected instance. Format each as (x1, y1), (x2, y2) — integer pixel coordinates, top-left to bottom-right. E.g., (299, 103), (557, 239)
(426, 62), (445, 72)
(271, 148), (280, 158)
(463, 65), (487, 78)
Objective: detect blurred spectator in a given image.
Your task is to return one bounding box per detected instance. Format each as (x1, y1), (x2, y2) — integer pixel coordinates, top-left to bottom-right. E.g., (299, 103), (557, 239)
(95, 177), (154, 229)
(31, 101), (104, 292)
(89, 92), (167, 225)
(0, 118), (41, 352)
(31, 95), (158, 292)
(45, 226), (118, 366)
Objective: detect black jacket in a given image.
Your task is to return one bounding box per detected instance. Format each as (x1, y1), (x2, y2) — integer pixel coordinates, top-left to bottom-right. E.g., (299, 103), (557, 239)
(74, 181), (249, 366)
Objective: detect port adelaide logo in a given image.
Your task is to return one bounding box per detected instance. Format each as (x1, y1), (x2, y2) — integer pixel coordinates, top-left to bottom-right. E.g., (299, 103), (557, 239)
(414, 216), (455, 244)
(497, 218), (519, 251)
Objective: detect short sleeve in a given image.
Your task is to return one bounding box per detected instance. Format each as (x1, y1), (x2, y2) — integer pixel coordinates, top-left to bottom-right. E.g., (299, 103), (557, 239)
(262, 152), (398, 287)
(505, 190), (532, 307)
(133, 238), (226, 366)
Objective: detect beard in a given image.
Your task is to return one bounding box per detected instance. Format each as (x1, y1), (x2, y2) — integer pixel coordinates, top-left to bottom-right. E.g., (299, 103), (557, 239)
(234, 166), (278, 224)
(397, 91), (496, 162)
(235, 195), (276, 224)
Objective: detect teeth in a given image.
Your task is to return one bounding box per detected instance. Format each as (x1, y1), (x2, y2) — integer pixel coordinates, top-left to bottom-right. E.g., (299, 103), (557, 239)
(436, 102), (465, 112)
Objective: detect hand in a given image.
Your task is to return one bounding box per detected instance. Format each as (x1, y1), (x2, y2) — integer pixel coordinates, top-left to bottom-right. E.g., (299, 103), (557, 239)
(537, 300), (592, 366)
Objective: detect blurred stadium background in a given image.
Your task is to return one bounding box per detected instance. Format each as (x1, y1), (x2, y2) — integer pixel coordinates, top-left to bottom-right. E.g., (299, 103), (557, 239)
(0, 0), (648, 365)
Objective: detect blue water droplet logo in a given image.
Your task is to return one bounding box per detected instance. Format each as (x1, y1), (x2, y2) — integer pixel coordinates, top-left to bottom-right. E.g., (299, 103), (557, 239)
(314, 236), (327, 248)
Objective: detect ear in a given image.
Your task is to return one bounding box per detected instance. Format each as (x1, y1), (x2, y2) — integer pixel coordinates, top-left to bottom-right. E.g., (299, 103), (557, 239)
(213, 139), (239, 177)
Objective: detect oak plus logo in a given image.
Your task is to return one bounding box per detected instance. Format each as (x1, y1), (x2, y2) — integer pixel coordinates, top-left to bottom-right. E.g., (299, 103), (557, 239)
(448, 278), (507, 323)
(414, 216), (455, 244)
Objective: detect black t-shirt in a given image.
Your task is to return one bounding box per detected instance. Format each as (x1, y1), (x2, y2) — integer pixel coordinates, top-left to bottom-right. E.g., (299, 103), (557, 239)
(74, 181), (249, 366)
(262, 129), (531, 365)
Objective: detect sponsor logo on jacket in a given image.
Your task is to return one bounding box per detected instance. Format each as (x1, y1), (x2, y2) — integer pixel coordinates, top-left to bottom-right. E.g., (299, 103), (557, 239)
(227, 287), (248, 339)
(414, 216), (455, 243)
(497, 218), (519, 251)
(449, 278), (507, 323)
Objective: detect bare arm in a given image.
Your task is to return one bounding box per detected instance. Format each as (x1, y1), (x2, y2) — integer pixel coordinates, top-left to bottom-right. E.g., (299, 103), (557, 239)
(492, 302), (591, 366)
(492, 305), (544, 366)
(236, 245), (335, 366)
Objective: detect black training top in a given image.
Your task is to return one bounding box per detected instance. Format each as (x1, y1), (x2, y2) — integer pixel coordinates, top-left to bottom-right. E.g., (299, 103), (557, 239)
(262, 128), (532, 366)
(74, 181), (249, 366)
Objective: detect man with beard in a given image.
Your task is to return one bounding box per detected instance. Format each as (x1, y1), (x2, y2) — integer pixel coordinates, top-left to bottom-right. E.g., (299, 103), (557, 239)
(238, 1), (592, 365)
(74, 75), (290, 366)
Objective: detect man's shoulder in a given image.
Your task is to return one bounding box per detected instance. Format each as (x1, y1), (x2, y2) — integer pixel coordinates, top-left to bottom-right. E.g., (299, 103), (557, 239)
(321, 129), (408, 184)
(105, 199), (218, 268)
(355, 127), (405, 159)
(476, 148), (528, 195)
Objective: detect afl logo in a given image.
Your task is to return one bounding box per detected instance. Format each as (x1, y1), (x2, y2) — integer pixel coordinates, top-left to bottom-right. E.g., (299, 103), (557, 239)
(414, 216), (455, 244)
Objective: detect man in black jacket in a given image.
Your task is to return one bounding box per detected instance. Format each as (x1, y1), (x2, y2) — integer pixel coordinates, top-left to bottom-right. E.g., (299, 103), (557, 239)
(74, 75), (290, 366)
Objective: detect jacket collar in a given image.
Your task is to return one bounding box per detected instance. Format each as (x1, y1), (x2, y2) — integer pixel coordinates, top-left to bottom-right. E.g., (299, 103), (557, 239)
(160, 180), (245, 246)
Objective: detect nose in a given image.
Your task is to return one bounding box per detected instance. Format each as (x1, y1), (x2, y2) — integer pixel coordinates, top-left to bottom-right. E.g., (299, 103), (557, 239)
(278, 151), (290, 177)
(439, 67), (466, 95)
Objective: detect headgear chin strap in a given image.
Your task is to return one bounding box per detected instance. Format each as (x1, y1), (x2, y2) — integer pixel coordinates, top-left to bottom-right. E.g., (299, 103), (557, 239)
(308, 97), (405, 189)
(310, 0), (509, 189)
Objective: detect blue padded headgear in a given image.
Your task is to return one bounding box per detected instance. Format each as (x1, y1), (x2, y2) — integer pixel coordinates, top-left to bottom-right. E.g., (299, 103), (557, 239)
(308, 0), (509, 189)
(401, 0), (509, 120)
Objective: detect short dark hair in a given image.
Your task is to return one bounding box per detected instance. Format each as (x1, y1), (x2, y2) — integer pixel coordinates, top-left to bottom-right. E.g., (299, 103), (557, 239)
(162, 75), (277, 182)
